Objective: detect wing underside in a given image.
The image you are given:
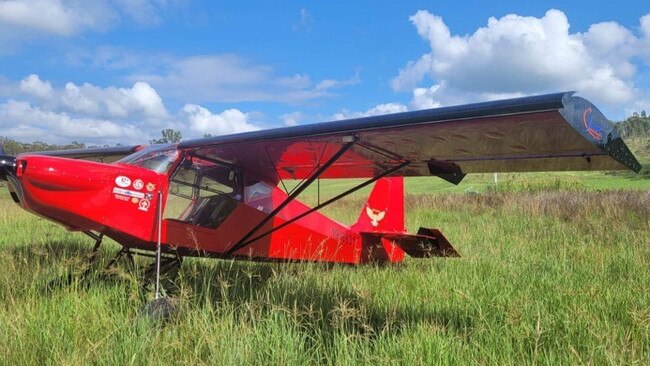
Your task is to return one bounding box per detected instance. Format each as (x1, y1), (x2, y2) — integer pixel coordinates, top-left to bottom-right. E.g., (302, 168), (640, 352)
(180, 92), (640, 184)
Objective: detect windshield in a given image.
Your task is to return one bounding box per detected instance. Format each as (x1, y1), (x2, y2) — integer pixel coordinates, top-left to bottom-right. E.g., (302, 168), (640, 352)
(117, 145), (179, 173)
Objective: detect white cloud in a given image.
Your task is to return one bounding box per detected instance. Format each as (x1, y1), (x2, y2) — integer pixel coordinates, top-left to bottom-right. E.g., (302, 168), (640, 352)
(0, 0), (105, 36)
(333, 102), (407, 120)
(411, 85), (442, 110)
(0, 0), (182, 49)
(392, 9), (650, 115)
(409, 83), (526, 111)
(61, 82), (99, 115)
(16, 74), (166, 120)
(0, 99), (144, 144)
(639, 15), (650, 62)
(1, 74), (267, 144)
(135, 54), (277, 103)
(292, 8), (314, 32)
(133, 54), (358, 104)
(280, 111), (303, 126)
(17, 75), (170, 120)
(315, 71), (361, 91)
(390, 54), (433, 93)
(0, 76), (15, 97)
(181, 105), (260, 136)
(112, 0), (171, 26)
(0, 0), (114, 37)
(19, 74), (52, 99)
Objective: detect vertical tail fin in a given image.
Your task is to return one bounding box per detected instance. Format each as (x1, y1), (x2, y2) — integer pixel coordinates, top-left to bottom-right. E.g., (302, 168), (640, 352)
(351, 177), (404, 233)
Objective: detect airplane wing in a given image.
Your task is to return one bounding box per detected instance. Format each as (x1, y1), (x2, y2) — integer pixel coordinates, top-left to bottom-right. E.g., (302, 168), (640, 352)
(177, 92), (641, 185)
(22, 145), (144, 163)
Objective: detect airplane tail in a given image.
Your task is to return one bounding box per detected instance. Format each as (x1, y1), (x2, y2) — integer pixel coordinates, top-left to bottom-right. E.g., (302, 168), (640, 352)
(351, 177), (405, 233)
(351, 177), (460, 264)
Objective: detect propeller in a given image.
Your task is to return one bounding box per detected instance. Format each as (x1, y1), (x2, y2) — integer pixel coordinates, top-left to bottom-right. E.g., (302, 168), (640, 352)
(0, 145), (16, 181)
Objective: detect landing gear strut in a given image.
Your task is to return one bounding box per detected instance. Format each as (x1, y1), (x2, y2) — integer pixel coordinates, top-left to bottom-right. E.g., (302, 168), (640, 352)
(100, 246), (183, 297)
(76, 229), (184, 302)
(140, 191), (181, 320)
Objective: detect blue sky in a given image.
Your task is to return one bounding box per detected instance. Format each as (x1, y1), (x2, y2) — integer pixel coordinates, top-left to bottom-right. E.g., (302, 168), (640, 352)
(0, 1), (649, 145)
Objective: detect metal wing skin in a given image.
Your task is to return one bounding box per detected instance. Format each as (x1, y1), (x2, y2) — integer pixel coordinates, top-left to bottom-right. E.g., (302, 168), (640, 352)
(25, 145), (144, 163)
(176, 92), (640, 184)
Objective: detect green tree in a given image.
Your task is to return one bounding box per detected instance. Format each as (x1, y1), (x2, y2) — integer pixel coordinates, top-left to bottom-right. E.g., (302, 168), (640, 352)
(150, 129), (182, 144)
(614, 112), (650, 138)
(0, 136), (87, 155)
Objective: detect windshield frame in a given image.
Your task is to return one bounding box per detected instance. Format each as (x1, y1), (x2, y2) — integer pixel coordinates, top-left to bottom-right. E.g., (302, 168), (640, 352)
(168, 153), (243, 201)
(116, 144), (180, 174)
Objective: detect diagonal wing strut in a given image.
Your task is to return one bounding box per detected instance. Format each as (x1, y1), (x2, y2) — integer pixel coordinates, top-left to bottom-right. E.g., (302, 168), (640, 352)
(225, 137), (411, 257)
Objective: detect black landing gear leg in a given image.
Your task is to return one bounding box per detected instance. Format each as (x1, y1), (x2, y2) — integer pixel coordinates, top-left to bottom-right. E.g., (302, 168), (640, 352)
(103, 246), (136, 273)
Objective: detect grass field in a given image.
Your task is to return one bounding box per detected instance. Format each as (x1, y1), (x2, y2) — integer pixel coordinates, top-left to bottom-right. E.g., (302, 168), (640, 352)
(0, 139), (648, 365)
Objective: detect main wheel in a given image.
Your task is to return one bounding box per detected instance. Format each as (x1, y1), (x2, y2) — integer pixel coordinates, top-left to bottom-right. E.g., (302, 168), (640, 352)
(140, 297), (179, 321)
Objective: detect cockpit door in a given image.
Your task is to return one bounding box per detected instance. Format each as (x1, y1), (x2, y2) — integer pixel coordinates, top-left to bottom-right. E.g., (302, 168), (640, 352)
(164, 155), (242, 229)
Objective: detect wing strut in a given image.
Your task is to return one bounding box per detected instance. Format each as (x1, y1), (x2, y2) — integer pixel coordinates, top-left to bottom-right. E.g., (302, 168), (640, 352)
(230, 160), (410, 254)
(225, 138), (358, 256)
(226, 139), (411, 257)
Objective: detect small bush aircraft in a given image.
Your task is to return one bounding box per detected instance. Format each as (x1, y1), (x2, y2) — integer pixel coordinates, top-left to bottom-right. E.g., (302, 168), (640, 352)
(0, 92), (641, 299)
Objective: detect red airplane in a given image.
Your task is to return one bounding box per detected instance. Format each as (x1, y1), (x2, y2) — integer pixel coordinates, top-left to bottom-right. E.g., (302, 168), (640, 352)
(0, 92), (641, 294)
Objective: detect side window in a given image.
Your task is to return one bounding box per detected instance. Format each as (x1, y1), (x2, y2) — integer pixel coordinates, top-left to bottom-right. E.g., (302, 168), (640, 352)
(164, 155), (241, 228)
(164, 167), (196, 220)
(170, 167), (197, 198)
(197, 165), (238, 198)
(244, 181), (273, 213)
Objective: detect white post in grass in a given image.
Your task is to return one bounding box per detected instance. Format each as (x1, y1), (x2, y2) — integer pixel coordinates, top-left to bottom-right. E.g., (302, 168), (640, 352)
(494, 173), (498, 188)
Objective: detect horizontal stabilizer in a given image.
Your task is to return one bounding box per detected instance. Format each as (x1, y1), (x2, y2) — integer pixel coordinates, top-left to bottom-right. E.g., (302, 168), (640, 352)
(384, 227), (459, 258)
(359, 227), (459, 263)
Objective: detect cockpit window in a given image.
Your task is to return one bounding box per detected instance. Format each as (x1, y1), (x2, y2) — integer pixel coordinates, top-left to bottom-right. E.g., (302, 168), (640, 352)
(164, 154), (241, 229)
(117, 145), (179, 173)
(171, 155), (241, 198)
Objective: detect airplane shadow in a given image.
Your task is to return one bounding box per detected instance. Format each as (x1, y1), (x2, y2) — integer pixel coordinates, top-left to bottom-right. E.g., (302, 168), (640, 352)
(180, 259), (475, 345)
(5, 240), (139, 294)
(7, 240), (97, 263)
(3, 241), (475, 345)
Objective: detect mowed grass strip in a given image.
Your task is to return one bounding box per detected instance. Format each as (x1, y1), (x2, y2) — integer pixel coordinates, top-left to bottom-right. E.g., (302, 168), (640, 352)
(0, 187), (648, 365)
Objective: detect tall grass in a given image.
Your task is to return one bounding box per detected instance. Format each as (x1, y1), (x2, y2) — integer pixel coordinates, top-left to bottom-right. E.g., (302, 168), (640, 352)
(0, 188), (649, 364)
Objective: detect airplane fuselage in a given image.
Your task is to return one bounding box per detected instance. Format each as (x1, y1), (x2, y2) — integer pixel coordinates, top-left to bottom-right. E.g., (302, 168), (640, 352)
(6, 146), (455, 264)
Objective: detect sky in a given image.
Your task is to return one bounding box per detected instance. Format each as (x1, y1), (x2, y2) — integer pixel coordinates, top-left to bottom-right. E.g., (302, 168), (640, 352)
(0, 0), (649, 145)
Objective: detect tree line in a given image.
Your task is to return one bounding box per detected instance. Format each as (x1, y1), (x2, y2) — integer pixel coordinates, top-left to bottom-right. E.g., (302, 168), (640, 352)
(613, 111), (650, 139)
(0, 137), (88, 156)
(1, 113), (649, 156)
(0, 129), (183, 155)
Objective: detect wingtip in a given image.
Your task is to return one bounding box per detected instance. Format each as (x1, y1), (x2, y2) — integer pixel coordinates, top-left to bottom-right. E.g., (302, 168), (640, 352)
(559, 94), (642, 173)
